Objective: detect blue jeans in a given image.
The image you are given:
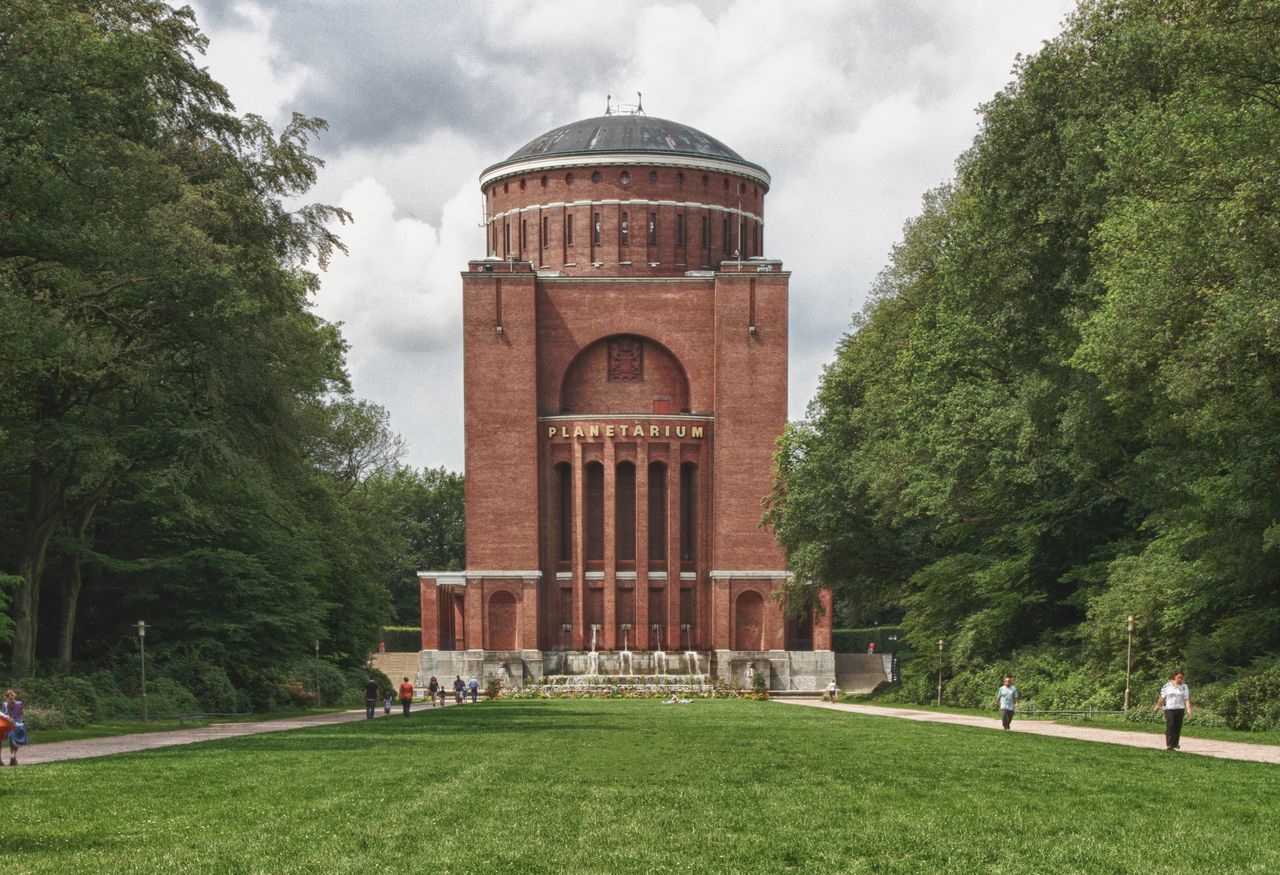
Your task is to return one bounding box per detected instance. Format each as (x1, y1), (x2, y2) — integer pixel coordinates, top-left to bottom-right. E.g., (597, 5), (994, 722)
(365, 698), (376, 719)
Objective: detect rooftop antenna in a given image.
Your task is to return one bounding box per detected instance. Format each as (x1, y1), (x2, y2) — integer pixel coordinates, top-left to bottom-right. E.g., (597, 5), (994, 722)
(605, 94), (612, 116)
(636, 91), (645, 115)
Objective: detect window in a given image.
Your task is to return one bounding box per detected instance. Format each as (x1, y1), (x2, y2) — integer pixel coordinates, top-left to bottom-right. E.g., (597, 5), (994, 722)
(620, 171), (630, 185)
(620, 212), (629, 245)
(701, 215), (709, 247)
(541, 175), (547, 187)
(565, 172), (574, 185)
(676, 171), (684, 186)
(504, 222), (510, 254)
(521, 219), (527, 251)
(592, 171), (601, 183)
(676, 213), (685, 246)
(566, 214), (574, 245)
(593, 212), (601, 245)
(753, 223), (758, 256)
(648, 212), (657, 245)
(648, 171), (657, 184)
(542, 215), (548, 250)
(519, 178), (526, 190)
(722, 217), (729, 254)
(648, 462), (667, 563)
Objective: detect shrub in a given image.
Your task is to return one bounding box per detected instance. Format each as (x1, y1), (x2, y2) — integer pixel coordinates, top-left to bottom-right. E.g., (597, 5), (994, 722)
(144, 677), (200, 716)
(160, 656), (239, 713)
(1218, 664), (1280, 731)
(12, 676), (102, 728)
(379, 627), (422, 652)
(485, 677), (501, 699)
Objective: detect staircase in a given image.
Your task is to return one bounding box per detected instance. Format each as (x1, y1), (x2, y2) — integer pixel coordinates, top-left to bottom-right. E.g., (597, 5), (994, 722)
(834, 653), (891, 694)
(370, 652), (422, 692)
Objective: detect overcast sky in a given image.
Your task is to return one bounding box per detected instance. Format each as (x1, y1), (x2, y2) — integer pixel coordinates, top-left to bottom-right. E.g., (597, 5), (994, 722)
(186, 0), (1076, 473)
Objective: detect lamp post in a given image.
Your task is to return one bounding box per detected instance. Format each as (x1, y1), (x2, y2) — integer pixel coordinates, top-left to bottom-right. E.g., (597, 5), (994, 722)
(137, 620), (149, 722)
(314, 640), (321, 708)
(936, 639), (945, 707)
(1124, 615), (1136, 713)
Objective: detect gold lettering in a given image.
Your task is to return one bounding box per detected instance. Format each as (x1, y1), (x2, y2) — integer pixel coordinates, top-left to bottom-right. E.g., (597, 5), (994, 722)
(561, 426), (569, 438)
(606, 425), (615, 437)
(691, 426), (703, 438)
(574, 426), (585, 438)
(621, 425), (630, 436)
(590, 425), (600, 438)
(633, 422), (643, 434)
(650, 425), (660, 437)
(676, 426), (686, 438)
(548, 427), (557, 438)
(665, 426), (670, 437)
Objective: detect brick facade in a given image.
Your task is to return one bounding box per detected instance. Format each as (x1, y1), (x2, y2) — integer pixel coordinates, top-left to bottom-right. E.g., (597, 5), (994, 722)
(419, 113), (832, 672)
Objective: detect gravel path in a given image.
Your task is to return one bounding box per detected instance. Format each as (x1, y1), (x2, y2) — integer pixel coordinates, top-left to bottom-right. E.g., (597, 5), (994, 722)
(776, 698), (1280, 764)
(7, 701), (464, 767)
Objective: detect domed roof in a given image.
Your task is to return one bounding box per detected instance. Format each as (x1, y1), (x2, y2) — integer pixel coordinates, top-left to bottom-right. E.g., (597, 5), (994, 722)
(481, 114), (769, 186)
(508, 115), (744, 163)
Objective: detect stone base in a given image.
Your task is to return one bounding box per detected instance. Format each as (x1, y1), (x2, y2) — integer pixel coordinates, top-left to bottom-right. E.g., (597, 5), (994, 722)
(417, 648), (836, 691)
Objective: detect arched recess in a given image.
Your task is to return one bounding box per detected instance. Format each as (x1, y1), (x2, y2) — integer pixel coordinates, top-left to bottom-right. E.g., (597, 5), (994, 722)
(488, 590), (518, 650)
(734, 590), (764, 651)
(559, 334), (690, 414)
(585, 461), (604, 563)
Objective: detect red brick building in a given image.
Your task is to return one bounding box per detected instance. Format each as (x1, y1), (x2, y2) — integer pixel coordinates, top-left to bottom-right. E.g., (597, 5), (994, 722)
(418, 111), (834, 689)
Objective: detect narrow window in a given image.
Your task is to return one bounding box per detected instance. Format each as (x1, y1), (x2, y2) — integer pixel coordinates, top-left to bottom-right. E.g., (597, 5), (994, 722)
(648, 171), (657, 184)
(504, 222), (510, 255)
(542, 215), (548, 251)
(616, 462), (636, 562)
(593, 212), (601, 245)
(521, 219), (527, 252)
(566, 214), (574, 245)
(592, 171), (602, 183)
(753, 223), (758, 256)
(722, 217), (729, 254)
(648, 462), (667, 563)
(648, 212), (657, 245)
(620, 211), (629, 245)
(676, 213), (685, 246)
(557, 464), (572, 563)
(586, 462), (604, 562)
(701, 215), (709, 247)
(680, 462), (698, 563)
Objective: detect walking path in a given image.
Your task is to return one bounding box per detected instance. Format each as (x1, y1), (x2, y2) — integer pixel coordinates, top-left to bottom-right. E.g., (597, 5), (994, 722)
(11, 698), (1277, 767)
(776, 698), (1280, 764)
(10, 701), (462, 767)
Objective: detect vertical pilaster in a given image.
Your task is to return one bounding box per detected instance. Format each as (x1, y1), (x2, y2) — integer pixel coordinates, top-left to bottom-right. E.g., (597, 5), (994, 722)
(571, 440), (585, 651)
(603, 440), (617, 650)
(635, 442), (650, 650)
(419, 576), (439, 650)
(815, 587), (834, 650)
(667, 460), (682, 647)
(464, 581), (483, 650)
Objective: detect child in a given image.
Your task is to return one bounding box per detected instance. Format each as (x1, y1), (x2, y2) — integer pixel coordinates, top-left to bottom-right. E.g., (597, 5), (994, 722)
(383, 691), (393, 716)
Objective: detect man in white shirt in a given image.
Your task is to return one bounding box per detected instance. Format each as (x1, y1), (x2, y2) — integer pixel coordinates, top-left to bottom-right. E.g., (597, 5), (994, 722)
(1153, 670), (1192, 750)
(825, 680), (837, 703)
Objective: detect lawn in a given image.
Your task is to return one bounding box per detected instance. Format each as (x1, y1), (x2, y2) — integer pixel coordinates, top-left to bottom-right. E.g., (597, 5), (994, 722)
(2, 699), (1277, 873)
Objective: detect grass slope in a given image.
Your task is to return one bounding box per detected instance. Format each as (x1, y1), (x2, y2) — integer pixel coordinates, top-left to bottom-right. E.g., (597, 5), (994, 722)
(2, 700), (1277, 873)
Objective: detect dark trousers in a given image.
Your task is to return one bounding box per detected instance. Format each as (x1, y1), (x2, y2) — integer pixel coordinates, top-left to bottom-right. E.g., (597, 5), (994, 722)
(1164, 708), (1186, 748)
(365, 698), (376, 719)
(1001, 708), (1014, 730)
(470, 688), (478, 703)
(401, 699), (411, 716)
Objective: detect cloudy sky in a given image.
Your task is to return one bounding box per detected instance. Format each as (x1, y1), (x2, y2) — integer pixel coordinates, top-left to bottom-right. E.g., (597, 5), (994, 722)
(186, 0), (1076, 473)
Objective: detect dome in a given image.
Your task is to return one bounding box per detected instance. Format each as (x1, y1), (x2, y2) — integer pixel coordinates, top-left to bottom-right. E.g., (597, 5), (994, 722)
(481, 114), (769, 188)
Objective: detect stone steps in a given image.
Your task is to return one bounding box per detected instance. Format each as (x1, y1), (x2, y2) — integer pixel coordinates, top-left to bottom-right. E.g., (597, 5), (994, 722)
(369, 652), (422, 692)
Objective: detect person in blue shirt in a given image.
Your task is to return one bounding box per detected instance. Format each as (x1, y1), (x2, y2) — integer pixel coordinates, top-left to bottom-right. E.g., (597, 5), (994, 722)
(996, 677), (1019, 730)
(468, 676), (480, 703)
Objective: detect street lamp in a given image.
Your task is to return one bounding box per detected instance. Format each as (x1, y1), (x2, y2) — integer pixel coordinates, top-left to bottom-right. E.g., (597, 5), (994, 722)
(1124, 615), (1136, 713)
(137, 620), (149, 722)
(937, 639), (945, 707)
(314, 640), (322, 708)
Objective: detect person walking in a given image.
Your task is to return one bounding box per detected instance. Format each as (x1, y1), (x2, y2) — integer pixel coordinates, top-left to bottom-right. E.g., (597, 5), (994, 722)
(399, 677), (414, 716)
(1, 689), (26, 766)
(825, 680), (838, 703)
(468, 676), (480, 703)
(428, 676), (440, 708)
(1154, 670), (1192, 750)
(364, 677), (379, 719)
(996, 676), (1020, 730)
(453, 675), (465, 704)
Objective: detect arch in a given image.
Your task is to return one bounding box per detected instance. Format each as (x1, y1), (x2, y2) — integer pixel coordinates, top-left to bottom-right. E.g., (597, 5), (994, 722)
(559, 334), (690, 415)
(734, 590), (764, 651)
(488, 590), (517, 650)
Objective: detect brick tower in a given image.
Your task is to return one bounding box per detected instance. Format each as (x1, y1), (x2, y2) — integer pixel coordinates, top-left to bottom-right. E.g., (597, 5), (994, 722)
(418, 109), (834, 690)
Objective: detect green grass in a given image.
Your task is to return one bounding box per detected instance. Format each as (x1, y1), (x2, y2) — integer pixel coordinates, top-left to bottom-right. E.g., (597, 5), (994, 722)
(4, 699), (1279, 873)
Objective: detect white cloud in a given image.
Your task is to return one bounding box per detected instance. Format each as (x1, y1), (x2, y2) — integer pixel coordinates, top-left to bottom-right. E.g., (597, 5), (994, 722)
(186, 0), (1076, 471)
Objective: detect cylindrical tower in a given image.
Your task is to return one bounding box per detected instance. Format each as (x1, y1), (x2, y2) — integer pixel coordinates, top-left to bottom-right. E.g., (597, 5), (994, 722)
(479, 114), (770, 276)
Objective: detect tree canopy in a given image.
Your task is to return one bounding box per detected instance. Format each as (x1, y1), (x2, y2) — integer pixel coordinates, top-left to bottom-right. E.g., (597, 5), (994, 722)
(768, 0), (1280, 707)
(0, 0), (461, 701)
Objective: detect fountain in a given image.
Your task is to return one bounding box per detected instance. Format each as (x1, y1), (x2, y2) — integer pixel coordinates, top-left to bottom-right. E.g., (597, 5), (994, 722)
(652, 624), (667, 675)
(619, 625), (633, 675)
(586, 625), (600, 676)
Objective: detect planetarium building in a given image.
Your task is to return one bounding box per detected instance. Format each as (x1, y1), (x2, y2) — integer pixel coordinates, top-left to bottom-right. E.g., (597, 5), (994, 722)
(417, 110), (834, 689)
